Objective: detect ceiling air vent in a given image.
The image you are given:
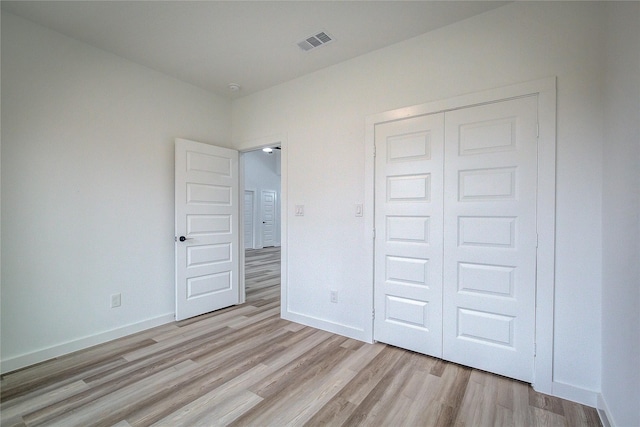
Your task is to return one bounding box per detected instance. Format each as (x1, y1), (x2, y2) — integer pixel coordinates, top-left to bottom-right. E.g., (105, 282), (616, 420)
(297, 31), (334, 52)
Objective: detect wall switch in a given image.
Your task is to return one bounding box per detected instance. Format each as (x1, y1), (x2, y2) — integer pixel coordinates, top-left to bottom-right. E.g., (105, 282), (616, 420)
(355, 204), (363, 217)
(111, 293), (121, 308)
(295, 205), (304, 216)
(330, 290), (338, 303)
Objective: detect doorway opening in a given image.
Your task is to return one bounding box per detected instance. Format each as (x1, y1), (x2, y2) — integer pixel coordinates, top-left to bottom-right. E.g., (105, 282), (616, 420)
(241, 146), (282, 304)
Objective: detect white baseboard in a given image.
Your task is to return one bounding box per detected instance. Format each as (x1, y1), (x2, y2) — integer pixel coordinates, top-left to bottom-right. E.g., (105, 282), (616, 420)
(597, 394), (614, 427)
(0, 313), (175, 374)
(549, 380), (599, 407)
(282, 309), (370, 343)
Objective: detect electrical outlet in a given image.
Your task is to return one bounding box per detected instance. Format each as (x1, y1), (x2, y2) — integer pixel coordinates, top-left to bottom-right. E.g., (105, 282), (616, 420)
(330, 290), (338, 304)
(111, 293), (121, 308)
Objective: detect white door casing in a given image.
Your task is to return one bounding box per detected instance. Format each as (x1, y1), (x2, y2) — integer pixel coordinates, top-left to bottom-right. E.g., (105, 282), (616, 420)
(442, 96), (538, 382)
(244, 190), (255, 249)
(373, 113), (444, 356)
(372, 95), (539, 383)
(175, 138), (239, 321)
(261, 190), (276, 247)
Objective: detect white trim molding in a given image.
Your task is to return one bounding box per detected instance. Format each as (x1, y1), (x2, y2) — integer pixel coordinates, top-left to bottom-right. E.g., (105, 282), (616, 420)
(235, 134), (289, 323)
(282, 310), (369, 343)
(597, 393), (614, 427)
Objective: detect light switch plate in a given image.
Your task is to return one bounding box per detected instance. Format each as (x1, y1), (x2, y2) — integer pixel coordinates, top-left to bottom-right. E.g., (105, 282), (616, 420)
(355, 204), (363, 217)
(295, 205), (304, 216)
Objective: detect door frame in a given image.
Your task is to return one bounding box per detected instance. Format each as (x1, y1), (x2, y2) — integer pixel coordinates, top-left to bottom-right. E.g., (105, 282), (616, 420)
(237, 135), (287, 308)
(364, 77), (556, 394)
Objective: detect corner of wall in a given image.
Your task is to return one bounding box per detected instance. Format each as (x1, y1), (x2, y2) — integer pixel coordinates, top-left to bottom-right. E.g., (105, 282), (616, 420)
(548, 380), (599, 408)
(281, 310), (372, 344)
(597, 393), (614, 427)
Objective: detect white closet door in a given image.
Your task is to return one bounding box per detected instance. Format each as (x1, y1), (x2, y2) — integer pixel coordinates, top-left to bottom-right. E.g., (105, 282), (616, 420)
(442, 96), (538, 382)
(373, 113), (444, 356)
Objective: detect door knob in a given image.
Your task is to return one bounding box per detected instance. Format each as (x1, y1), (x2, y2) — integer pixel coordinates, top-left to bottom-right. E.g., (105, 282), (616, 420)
(179, 236), (190, 242)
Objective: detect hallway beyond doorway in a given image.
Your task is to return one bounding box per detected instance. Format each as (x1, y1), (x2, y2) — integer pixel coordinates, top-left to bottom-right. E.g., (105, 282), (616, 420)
(245, 246), (280, 304)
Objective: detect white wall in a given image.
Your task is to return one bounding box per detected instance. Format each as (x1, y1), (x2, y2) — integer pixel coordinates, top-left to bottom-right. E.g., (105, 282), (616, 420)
(232, 2), (607, 404)
(243, 149), (281, 248)
(1, 12), (231, 371)
(600, 3), (640, 426)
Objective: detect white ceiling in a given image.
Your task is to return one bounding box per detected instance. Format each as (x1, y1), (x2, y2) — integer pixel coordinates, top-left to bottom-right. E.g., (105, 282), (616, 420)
(1, 1), (507, 98)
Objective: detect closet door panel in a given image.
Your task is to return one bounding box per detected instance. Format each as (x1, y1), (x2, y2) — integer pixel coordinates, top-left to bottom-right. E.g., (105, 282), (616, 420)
(442, 96), (538, 382)
(373, 113), (444, 356)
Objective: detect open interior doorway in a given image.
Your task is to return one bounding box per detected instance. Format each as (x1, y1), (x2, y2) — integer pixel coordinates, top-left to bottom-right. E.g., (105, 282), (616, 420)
(241, 147), (282, 304)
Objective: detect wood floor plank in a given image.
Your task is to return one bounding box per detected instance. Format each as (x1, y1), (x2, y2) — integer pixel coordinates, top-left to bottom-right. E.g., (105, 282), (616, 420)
(147, 366), (270, 427)
(227, 343), (355, 426)
(247, 334), (350, 399)
(402, 371), (442, 426)
(0, 339), (155, 402)
(123, 333), (292, 426)
(1, 247), (601, 427)
(340, 347), (414, 426)
(0, 381), (89, 427)
(303, 346), (403, 426)
(25, 360), (199, 427)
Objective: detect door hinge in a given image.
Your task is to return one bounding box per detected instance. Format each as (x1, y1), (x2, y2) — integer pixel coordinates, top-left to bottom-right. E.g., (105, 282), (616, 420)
(373, 145), (377, 157)
(534, 342), (537, 357)
(536, 123), (540, 138)
(536, 233), (539, 248)
(372, 309), (375, 319)
(373, 228), (376, 239)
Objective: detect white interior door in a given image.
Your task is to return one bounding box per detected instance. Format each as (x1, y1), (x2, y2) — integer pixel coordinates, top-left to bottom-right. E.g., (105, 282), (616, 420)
(244, 190), (255, 249)
(442, 96), (538, 382)
(373, 113), (444, 356)
(175, 138), (239, 321)
(261, 190), (276, 247)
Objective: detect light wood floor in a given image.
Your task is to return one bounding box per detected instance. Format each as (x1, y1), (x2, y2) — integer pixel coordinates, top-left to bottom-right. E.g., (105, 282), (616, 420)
(1, 247), (601, 426)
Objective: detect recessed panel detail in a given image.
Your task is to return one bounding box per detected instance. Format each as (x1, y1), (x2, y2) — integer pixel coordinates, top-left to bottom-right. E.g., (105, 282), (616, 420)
(387, 131), (431, 162)
(186, 151), (231, 176)
(187, 243), (231, 268)
(186, 215), (231, 236)
(386, 216), (430, 244)
(386, 256), (428, 287)
(457, 308), (514, 347)
(187, 183), (231, 205)
(386, 295), (429, 329)
(458, 216), (515, 248)
(458, 262), (515, 297)
(387, 174), (430, 202)
(187, 271), (232, 299)
(459, 118), (516, 156)
(459, 167), (516, 201)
